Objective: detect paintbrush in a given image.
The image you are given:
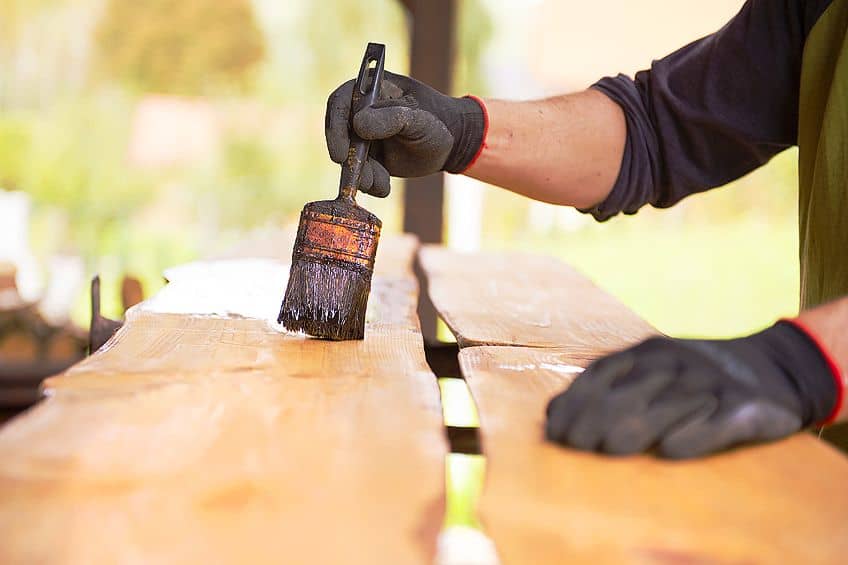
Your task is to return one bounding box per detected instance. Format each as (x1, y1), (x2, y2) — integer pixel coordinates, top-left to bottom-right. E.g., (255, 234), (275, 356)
(277, 43), (386, 340)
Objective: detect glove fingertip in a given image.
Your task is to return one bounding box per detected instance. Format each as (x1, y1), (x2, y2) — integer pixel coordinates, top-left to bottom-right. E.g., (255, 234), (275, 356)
(656, 400), (720, 459)
(326, 137), (349, 164)
(368, 159), (391, 198)
(353, 105), (411, 141)
(565, 409), (607, 451)
(372, 95), (418, 110)
(380, 76), (406, 99)
(602, 417), (654, 456)
(325, 80), (354, 163)
(658, 438), (712, 460)
(545, 391), (564, 418)
(369, 183), (391, 199)
(544, 393), (573, 443)
(325, 124), (350, 164)
(544, 412), (569, 444)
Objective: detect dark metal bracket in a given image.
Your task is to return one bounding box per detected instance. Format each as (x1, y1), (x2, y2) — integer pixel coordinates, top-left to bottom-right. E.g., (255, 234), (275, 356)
(88, 275), (122, 354)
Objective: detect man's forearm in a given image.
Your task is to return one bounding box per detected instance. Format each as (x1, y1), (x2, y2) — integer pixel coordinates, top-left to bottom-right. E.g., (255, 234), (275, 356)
(797, 296), (848, 422)
(464, 89), (625, 210)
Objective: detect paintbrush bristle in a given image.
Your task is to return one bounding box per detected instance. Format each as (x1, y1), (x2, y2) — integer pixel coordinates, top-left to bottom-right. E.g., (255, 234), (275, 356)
(278, 260), (371, 340)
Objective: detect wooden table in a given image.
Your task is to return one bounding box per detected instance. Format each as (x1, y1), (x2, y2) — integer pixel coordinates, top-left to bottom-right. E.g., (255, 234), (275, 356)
(0, 239), (845, 564)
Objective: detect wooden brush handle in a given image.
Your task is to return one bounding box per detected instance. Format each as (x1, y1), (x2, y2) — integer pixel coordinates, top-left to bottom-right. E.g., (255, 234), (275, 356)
(338, 43), (386, 202)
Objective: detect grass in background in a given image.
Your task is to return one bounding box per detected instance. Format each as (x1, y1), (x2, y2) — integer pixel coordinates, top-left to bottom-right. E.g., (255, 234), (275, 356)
(495, 218), (799, 338)
(444, 453), (486, 530)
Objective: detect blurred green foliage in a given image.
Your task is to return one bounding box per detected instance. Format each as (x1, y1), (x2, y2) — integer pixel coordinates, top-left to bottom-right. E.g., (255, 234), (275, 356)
(0, 117), (29, 188)
(95, 0), (266, 95)
(0, 0), (62, 35)
(1, 93), (153, 255)
(456, 0), (494, 94)
(444, 452), (486, 529)
(192, 130), (326, 231)
(299, 0), (409, 95)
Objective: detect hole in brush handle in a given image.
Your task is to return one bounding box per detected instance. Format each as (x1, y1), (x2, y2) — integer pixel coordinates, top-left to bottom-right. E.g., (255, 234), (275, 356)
(359, 59), (378, 95)
(352, 43), (385, 115)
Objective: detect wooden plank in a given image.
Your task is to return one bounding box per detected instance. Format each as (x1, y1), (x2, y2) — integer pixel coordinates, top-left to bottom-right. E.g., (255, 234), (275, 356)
(419, 246), (657, 353)
(420, 246), (848, 562)
(460, 346), (848, 564)
(0, 235), (447, 564)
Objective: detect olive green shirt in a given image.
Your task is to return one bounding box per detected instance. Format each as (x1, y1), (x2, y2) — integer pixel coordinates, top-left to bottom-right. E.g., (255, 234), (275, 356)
(799, 0), (848, 308)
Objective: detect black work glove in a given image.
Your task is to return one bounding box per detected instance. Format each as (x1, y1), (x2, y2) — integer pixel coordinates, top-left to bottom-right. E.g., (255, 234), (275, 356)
(325, 71), (486, 197)
(545, 321), (841, 459)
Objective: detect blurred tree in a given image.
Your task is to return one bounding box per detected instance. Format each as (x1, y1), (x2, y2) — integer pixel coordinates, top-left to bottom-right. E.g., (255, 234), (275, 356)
(0, 0), (64, 37)
(23, 103), (150, 248)
(298, 0), (409, 98)
(297, 0), (493, 96)
(0, 0), (101, 109)
(0, 117), (30, 189)
(198, 136), (279, 230)
(0, 93), (156, 261)
(95, 0), (266, 95)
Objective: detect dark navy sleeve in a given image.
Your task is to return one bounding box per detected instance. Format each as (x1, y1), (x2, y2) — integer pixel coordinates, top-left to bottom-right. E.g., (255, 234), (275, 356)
(584, 0), (834, 221)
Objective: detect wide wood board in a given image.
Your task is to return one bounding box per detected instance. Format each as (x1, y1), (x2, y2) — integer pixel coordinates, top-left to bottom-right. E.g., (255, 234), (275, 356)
(460, 346), (848, 564)
(419, 246), (657, 353)
(0, 234), (447, 564)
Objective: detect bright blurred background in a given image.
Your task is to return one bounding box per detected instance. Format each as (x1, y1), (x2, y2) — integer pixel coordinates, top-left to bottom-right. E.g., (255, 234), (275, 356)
(0, 0), (799, 338)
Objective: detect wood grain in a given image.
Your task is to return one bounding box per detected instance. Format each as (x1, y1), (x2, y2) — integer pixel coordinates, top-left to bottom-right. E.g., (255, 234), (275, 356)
(0, 235), (447, 564)
(460, 346), (848, 564)
(419, 246), (657, 352)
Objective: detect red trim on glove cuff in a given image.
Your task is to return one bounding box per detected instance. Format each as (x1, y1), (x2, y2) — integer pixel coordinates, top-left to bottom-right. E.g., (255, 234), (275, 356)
(782, 317), (844, 425)
(460, 95), (489, 173)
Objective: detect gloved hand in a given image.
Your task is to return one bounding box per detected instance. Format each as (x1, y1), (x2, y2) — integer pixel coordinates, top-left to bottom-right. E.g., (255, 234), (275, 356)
(545, 320), (842, 459)
(325, 71), (487, 197)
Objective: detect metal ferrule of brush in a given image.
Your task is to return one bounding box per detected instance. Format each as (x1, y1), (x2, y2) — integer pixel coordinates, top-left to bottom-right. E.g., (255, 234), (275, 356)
(291, 203), (381, 277)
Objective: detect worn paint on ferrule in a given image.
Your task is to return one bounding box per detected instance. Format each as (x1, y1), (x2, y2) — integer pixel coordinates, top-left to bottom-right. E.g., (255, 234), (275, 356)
(293, 208), (381, 274)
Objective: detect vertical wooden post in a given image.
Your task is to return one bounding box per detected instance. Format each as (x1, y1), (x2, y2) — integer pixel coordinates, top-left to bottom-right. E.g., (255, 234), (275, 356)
(403, 0), (456, 343)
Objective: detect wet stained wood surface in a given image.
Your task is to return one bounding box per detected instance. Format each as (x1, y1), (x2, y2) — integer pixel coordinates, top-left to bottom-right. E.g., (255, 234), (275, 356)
(0, 234), (447, 564)
(421, 247), (848, 564)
